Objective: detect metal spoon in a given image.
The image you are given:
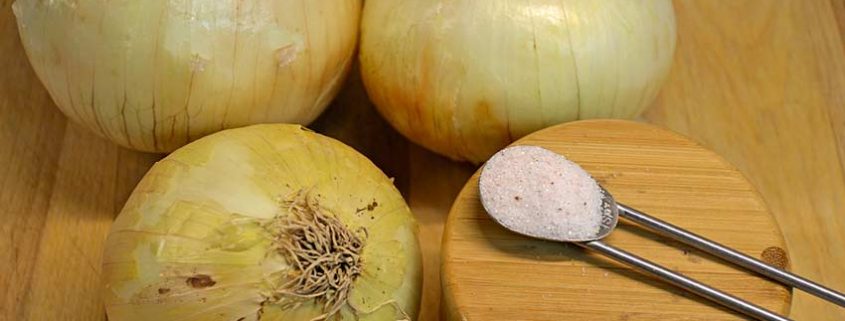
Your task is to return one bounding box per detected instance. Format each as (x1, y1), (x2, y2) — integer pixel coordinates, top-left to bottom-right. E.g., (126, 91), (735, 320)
(479, 145), (845, 321)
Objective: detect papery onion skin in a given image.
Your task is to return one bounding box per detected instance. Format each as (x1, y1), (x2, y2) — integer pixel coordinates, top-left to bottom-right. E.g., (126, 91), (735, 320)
(360, 0), (676, 163)
(101, 124), (421, 321)
(13, 0), (360, 153)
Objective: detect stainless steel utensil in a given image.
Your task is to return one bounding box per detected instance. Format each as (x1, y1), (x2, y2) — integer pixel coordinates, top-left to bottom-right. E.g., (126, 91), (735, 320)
(479, 146), (845, 321)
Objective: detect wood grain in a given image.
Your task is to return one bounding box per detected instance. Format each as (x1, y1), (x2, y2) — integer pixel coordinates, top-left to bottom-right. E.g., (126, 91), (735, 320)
(0, 1), (162, 320)
(20, 125), (158, 321)
(442, 120), (791, 320)
(3, 0), (845, 320)
(646, 1), (845, 319)
(0, 0), (66, 317)
(406, 146), (473, 321)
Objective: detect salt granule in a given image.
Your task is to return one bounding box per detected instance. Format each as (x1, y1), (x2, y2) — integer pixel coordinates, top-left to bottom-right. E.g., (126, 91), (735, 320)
(479, 145), (604, 241)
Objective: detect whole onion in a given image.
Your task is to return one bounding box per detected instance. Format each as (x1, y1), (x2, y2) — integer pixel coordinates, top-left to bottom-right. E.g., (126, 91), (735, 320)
(13, 0), (360, 153)
(360, 0), (676, 163)
(102, 124), (421, 320)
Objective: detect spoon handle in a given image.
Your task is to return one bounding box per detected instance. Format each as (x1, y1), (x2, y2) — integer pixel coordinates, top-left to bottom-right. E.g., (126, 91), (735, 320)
(581, 240), (790, 321)
(616, 203), (845, 308)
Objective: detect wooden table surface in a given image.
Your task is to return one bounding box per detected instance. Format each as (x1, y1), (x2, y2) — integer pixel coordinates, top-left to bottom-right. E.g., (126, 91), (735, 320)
(2, 1), (845, 320)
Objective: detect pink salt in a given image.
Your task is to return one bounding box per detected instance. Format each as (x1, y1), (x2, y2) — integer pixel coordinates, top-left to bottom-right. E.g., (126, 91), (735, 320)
(479, 145), (604, 241)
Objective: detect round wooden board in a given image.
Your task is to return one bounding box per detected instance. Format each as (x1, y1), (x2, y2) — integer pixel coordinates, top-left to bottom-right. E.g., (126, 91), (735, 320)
(441, 120), (791, 320)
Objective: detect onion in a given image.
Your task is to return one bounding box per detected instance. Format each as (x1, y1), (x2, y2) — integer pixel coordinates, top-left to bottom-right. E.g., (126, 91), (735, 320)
(13, 0), (360, 153)
(360, 1), (676, 163)
(102, 124), (421, 320)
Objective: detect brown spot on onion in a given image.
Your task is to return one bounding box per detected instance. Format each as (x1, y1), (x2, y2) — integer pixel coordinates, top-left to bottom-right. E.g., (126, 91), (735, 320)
(186, 274), (216, 288)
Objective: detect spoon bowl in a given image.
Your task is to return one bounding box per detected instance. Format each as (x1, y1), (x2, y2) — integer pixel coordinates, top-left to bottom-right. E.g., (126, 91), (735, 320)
(478, 145), (618, 242)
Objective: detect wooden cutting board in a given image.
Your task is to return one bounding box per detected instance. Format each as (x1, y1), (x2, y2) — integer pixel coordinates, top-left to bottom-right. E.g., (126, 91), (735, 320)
(442, 120), (791, 320)
(4, 1), (845, 321)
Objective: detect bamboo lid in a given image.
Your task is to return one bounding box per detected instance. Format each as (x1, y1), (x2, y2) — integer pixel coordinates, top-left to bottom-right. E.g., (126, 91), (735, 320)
(441, 120), (790, 320)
